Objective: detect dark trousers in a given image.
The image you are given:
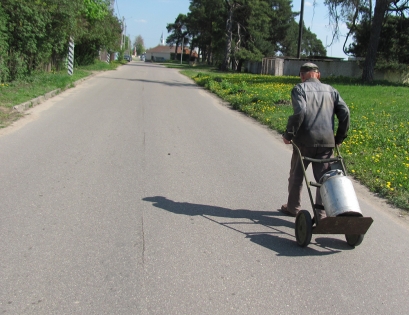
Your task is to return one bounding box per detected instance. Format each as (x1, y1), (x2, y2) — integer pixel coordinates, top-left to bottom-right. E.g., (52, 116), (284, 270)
(287, 146), (333, 218)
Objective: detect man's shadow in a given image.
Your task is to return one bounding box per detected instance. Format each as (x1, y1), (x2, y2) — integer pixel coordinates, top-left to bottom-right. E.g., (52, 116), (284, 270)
(143, 196), (349, 256)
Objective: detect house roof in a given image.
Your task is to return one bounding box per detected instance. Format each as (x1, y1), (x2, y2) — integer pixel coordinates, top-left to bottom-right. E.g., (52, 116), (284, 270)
(146, 45), (198, 57)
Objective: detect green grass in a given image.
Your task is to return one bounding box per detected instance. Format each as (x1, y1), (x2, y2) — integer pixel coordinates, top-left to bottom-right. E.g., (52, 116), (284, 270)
(180, 69), (409, 211)
(0, 60), (122, 128)
(162, 60), (220, 71)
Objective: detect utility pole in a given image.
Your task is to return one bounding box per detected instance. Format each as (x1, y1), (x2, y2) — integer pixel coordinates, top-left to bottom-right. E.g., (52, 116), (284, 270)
(121, 16), (125, 50)
(124, 23), (127, 51)
(297, 0), (305, 59)
(181, 38), (184, 64)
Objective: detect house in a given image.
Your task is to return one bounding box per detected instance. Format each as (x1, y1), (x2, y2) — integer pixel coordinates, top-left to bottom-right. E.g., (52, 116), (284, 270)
(145, 45), (198, 62)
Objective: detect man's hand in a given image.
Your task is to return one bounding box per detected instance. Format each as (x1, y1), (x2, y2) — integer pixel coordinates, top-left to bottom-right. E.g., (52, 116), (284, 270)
(282, 136), (291, 144)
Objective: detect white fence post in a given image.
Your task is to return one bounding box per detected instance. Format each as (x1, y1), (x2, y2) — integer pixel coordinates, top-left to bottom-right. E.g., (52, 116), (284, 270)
(67, 37), (74, 75)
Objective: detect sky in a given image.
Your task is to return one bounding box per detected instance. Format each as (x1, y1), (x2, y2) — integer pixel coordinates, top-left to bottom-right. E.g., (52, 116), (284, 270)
(113, 0), (352, 60)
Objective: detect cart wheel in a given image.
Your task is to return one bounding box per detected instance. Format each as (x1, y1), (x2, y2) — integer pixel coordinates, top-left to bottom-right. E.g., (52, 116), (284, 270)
(295, 210), (312, 247)
(345, 234), (364, 247)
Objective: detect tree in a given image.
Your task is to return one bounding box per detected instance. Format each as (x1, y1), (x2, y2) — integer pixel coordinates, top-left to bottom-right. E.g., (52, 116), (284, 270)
(174, 0), (325, 69)
(74, 11), (122, 65)
(2, 0), (46, 79)
(361, 0), (392, 82)
(347, 15), (409, 64)
(166, 14), (188, 60)
(134, 35), (145, 56)
(0, 0), (121, 80)
(186, 0), (226, 64)
(266, 0), (297, 54)
(0, 4), (9, 82)
(83, 0), (109, 21)
(75, 0), (121, 65)
(237, 0), (295, 68)
(230, 0), (273, 70)
(45, 0), (89, 68)
(279, 20), (326, 57)
(324, 0), (409, 83)
(221, 0), (296, 71)
(221, 0), (237, 70)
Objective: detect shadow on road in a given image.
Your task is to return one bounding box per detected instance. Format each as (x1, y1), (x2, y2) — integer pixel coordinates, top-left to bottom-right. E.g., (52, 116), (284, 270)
(97, 75), (197, 88)
(143, 196), (350, 256)
(98, 62), (198, 88)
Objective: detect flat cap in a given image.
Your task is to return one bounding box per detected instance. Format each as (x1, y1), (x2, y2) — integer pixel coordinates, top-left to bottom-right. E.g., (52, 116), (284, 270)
(300, 62), (319, 72)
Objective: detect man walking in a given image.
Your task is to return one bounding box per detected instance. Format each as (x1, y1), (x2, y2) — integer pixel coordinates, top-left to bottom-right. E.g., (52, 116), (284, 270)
(281, 62), (350, 220)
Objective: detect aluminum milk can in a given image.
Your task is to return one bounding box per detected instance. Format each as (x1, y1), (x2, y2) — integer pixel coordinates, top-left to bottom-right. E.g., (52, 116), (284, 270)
(319, 169), (363, 217)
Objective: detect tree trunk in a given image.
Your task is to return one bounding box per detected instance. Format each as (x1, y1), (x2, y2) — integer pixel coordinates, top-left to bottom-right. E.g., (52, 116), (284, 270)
(174, 40), (179, 60)
(362, 0), (390, 83)
(200, 47), (205, 63)
(221, 1), (234, 71)
(237, 59), (243, 72)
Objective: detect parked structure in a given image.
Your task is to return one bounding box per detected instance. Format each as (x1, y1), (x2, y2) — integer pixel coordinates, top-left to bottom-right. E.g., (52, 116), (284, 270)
(245, 57), (409, 84)
(145, 45), (198, 62)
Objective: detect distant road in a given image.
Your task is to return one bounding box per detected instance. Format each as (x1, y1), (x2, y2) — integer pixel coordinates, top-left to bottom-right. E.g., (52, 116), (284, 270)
(1, 61), (408, 314)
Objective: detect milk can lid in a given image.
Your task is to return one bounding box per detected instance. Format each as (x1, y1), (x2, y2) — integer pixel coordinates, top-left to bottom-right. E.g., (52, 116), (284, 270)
(319, 169), (344, 184)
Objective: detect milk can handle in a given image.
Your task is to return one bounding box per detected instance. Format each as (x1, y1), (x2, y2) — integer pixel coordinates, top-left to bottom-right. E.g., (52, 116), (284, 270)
(334, 145), (348, 176)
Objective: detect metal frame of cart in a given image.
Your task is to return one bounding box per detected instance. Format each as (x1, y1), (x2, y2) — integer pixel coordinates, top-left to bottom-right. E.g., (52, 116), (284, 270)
(291, 142), (374, 248)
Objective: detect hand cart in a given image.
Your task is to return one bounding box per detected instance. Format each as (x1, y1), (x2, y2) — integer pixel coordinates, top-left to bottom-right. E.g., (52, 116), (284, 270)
(291, 142), (373, 248)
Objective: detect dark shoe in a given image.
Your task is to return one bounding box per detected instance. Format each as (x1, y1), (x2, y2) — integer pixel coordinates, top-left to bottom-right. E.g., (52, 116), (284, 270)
(279, 204), (297, 217)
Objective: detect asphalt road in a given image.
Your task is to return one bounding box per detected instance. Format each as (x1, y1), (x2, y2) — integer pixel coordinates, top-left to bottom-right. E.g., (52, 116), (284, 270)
(1, 61), (408, 314)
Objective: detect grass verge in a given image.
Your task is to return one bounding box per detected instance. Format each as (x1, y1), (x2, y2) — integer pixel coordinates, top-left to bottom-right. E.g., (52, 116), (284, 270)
(0, 60), (123, 128)
(179, 67), (409, 211)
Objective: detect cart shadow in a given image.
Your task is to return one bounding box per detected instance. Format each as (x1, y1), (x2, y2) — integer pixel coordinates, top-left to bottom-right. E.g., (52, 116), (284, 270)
(143, 196), (349, 256)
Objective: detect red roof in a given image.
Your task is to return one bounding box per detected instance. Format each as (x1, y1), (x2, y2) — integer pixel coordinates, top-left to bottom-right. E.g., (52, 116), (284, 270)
(146, 45), (198, 57)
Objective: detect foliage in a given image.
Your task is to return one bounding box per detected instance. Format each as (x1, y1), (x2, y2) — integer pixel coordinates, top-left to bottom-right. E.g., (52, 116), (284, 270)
(181, 70), (409, 210)
(172, 0), (325, 70)
(324, 0), (409, 83)
(83, 0), (109, 21)
(0, 5), (9, 82)
(347, 15), (409, 64)
(134, 35), (145, 56)
(74, 12), (122, 66)
(374, 61), (409, 73)
(279, 21), (327, 57)
(166, 14), (189, 60)
(267, 0), (299, 55)
(221, 0), (294, 71)
(0, 0), (121, 81)
(186, 0), (229, 64)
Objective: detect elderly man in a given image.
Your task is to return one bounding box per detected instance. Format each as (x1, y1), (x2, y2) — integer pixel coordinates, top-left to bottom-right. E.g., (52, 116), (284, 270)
(281, 62), (350, 220)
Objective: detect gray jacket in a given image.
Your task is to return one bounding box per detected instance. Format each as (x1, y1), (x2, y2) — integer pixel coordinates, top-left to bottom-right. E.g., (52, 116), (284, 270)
(283, 78), (350, 147)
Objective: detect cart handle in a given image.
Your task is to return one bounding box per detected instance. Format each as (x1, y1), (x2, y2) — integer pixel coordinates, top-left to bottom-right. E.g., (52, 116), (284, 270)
(334, 145), (348, 176)
(290, 141), (317, 215)
(303, 157), (341, 163)
(290, 141), (347, 217)
(310, 182), (322, 188)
